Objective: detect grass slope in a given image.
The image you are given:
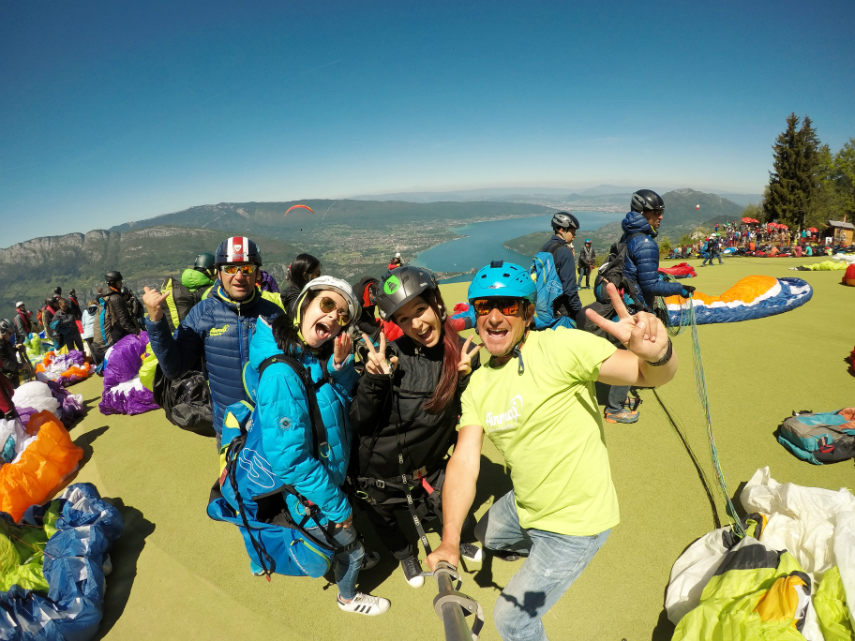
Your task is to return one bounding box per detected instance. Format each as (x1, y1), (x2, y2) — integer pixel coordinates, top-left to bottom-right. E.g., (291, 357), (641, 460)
(65, 254), (854, 641)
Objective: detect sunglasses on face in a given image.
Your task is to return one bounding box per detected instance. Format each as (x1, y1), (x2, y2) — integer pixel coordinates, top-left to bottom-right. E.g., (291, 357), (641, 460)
(471, 297), (524, 317)
(319, 296), (351, 326)
(221, 264), (257, 275)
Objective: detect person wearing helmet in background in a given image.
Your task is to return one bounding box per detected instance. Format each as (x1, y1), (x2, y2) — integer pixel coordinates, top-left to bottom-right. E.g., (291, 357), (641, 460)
(577, 238), (596, 289)
(156, 252), (218, 333)
(142, 236), (282, 444)
(350, 266), (483, 590)
(0, 319), (22, 388)
(603, 190), (694, 424)
(387, 252), (403, 271)
(543, 212), (583, 325)
(238, 276), (392, 615)
(425, 261), (678, 641)
(12, 302), (33, 347)
(97, 271), (140, 346)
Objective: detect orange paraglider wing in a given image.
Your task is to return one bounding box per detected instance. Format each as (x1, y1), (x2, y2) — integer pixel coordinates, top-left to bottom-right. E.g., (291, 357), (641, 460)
(284, 204), (314, 216)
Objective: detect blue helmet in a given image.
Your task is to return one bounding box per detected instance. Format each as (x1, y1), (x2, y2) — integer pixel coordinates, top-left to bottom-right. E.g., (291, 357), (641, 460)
(468, 261), (536, 303)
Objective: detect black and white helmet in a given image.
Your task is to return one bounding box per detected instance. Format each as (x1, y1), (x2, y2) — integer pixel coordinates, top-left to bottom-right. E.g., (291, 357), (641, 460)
(551, 211), (579, 232)
(373, 266), (439, 321)
(630, 189), (664, 213)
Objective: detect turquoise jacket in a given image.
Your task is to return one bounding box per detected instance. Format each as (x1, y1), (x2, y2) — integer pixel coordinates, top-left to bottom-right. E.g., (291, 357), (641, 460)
(243, 317), (358, 526)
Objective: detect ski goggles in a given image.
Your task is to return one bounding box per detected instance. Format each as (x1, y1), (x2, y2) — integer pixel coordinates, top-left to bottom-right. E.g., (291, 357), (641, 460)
(319, 296), (351, 326)
(220, 264), (258, 275)
(471, 297), (525, 317)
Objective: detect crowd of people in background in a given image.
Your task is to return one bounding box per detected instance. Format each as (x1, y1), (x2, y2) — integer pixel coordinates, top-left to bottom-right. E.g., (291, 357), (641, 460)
(8, 189), (849, 639)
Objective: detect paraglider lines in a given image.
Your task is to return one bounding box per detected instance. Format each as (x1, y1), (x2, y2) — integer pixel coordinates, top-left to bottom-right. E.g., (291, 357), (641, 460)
(687, 298), (745, 538)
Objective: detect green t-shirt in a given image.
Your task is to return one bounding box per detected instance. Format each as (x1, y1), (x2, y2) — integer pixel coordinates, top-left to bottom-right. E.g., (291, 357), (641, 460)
(460, 327), (620, 536)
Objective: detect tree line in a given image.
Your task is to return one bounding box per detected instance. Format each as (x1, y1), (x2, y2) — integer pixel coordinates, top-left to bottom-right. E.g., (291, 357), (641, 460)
(745, 113), (854, 229)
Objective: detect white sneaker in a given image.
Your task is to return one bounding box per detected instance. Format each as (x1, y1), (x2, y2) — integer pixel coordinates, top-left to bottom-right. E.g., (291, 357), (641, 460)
(400, 555), (425, 588)
(337, 592), (391, 616)
(460, 541), (483, 563)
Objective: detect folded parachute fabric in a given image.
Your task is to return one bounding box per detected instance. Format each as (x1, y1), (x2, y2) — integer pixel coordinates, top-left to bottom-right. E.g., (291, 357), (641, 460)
(34, 350), (91, 386)
(98, 332), (159, 416)
(13, 380), (85, 430)
(790, 260), (849, 272)
(0, 482), (123, 641)
(666, 467), (855, 640)
(0, 411), (83, 523)
(658, 262), (697, 279)
(664, 275), (813, 325)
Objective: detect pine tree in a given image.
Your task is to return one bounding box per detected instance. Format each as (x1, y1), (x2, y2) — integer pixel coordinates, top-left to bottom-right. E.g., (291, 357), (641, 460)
(764, 113), (820, 227)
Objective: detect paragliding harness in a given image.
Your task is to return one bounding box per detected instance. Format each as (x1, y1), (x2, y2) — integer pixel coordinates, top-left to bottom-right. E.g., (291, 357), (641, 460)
(775, 409), (855, 465)
(593, 232), (645, 308)
(207, 354), (343, 579)
(530, 239), (575, 330)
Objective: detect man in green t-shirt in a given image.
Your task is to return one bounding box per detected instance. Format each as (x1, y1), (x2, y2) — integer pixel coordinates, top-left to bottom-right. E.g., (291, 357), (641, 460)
(426, 260), (678, 641)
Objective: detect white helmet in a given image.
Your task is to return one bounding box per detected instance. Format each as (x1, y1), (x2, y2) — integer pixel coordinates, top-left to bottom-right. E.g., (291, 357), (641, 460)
(296, 276), (360, 325)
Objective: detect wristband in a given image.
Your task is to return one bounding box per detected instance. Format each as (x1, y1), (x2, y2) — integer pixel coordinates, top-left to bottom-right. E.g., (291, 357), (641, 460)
(646, 338), (673, 367)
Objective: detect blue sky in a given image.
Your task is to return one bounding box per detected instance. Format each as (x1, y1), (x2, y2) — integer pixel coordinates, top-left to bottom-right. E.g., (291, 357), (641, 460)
(2, 0), (853, 247)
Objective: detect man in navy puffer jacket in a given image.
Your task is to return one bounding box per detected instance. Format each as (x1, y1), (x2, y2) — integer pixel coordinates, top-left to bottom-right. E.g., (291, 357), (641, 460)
(605, 190), (693, 424)
(143, 237), (281, 444)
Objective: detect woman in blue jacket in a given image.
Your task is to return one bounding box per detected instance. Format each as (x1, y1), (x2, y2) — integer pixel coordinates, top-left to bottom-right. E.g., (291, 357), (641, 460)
(245, 275), (391, 616)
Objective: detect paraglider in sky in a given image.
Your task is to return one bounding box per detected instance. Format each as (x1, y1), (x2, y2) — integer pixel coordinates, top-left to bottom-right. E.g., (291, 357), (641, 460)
(284, 204), (314, 217)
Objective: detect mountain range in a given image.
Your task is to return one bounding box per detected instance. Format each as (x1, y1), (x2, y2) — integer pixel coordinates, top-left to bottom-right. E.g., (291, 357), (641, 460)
(0, 189), (751, 315)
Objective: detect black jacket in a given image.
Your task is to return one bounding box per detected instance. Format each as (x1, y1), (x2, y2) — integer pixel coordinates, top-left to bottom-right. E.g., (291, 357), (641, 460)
(350, 334), (476, 481)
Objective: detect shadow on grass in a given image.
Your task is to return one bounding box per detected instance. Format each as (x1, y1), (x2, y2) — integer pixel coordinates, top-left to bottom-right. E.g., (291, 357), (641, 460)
(94, 499), (155, 640)
(354, 456), (511, 594)
(651, 390), (722, 530)
(73, 424), (109, 468)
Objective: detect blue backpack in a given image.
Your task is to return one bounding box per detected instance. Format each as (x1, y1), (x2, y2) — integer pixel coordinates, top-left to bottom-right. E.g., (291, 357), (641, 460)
(207, 354), (339, 578)
(776, 409), (855, 464)
(531, 241), (575, 330)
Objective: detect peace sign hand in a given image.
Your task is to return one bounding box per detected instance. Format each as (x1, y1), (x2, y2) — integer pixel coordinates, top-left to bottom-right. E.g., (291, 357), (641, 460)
(584, 283), (667, 362)
(457, 335), (482, 375)
(362, 332), (398, 375)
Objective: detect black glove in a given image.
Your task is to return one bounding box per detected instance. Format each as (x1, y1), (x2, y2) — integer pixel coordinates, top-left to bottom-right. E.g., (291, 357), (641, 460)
(681, 285), (696, 298)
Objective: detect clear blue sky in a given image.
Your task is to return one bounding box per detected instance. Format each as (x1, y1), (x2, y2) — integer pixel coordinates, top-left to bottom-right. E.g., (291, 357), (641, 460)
(2, 0), (853, 247)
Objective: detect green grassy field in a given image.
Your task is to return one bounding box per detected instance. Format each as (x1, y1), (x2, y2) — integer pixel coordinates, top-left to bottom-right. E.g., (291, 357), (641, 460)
(64, 254), (854, 641)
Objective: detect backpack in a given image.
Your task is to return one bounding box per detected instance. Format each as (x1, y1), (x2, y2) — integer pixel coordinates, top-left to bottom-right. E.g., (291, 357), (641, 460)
(530, 240), (575, 330)
(159, 276), (200, 333)
(206, 354), (340, 578)
(152, 364), (214, 436)
(776, 408), (855, 464)
(593, 232), (645, 308)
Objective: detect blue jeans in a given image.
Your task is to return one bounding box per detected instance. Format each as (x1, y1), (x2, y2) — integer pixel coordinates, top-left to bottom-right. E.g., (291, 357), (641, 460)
(475, 491), (610, 641)
(606, 384), (629, 413)
(307, 523), (364, 600)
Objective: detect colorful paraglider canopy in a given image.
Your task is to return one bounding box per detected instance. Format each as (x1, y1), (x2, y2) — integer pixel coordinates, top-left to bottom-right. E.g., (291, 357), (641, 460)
(807, 226), (818, 233)
(741, 217), (759, 224)
(284, 204), (314, 216)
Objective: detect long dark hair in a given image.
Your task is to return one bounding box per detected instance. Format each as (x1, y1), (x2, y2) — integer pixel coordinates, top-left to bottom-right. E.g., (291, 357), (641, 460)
(272, 288), (334, 360)
(418, 289), (462, 414)
(288, 254), (321, 290)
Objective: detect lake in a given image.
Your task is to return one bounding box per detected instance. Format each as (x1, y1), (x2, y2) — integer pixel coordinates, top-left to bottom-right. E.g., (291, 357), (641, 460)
(412, 211), (619, 282)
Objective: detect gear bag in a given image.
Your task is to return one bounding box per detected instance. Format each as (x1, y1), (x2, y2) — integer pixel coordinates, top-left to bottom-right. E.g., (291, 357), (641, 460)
(776, 408), (855, 464)
(206, 354), (340, 578)
(593, 232), (645, 307)
(530, 240), (575, 330)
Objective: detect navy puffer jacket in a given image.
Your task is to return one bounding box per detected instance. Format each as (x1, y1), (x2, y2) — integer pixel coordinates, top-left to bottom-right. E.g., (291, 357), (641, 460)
(620, 211), (684, 311)
(145, 284), (281, 434)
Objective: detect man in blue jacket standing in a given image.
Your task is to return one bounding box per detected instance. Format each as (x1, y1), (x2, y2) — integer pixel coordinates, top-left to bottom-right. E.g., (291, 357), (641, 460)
(604, 189), (693, 423)
(142, 236), (282, 445)
(542, 211), (583, 325)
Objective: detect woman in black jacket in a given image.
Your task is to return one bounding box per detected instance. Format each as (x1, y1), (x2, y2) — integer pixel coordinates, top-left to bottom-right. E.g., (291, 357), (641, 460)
(350, 266), (481, 588)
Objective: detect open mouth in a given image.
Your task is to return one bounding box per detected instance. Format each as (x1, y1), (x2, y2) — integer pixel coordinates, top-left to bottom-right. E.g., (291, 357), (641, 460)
(314, 321), (331, 340)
